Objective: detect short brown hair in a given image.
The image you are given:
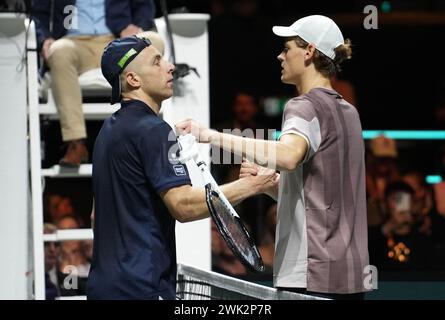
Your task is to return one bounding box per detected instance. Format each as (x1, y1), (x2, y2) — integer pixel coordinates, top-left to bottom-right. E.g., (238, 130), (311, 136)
(294, 36), (352, 77)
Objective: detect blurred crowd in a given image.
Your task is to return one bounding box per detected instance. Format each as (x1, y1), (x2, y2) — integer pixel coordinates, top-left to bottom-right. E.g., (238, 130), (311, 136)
(209, 90), (445, 282)
(43, 194), (92, 299)
(366, 136), (445, 273)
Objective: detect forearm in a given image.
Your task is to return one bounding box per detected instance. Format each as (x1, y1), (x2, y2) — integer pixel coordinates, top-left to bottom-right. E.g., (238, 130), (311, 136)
(178, 187), (209, 222)
(208, 131), (301, 171)
(179, 178), (260, 222)
(220, 177), (261, 207)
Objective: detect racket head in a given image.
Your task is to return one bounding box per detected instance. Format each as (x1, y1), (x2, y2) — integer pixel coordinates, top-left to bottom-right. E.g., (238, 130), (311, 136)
(205, 184), (265, 272)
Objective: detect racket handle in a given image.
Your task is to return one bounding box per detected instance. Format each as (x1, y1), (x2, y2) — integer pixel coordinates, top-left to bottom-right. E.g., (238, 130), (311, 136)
(177, 134), (214, 185)
(177, 134), (203, 163)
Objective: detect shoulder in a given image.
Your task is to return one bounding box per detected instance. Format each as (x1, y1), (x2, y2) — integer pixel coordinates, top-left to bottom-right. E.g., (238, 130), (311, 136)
(285, 95), (316, 109)
(343, 99), (360, 117)
(283, 96), (318, 120)
(138, 117), (173, 134)
(137, 119), (177, 148)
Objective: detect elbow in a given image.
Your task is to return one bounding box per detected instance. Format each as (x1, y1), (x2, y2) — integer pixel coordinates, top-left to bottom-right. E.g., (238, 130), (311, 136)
(172, 200), (196, 223)
(280, 159), (298, 171)
(279, 149), (304, 171)
(164, 186), (208, 223)
(171, 208), (190, 223)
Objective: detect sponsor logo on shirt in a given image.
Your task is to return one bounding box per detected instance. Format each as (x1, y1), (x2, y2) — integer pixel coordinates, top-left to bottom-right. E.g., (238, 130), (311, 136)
(173, 165), (186, 176)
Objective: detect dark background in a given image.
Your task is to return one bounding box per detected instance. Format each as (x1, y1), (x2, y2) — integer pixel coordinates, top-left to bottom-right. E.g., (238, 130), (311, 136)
(42, 0), (445, 227)
(154, 0), (445, 129)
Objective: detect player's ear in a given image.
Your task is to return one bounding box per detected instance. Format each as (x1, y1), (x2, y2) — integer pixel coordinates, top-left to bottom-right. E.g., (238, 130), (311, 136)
(125, 71), (141, 89)
(305, 43), (316, 60)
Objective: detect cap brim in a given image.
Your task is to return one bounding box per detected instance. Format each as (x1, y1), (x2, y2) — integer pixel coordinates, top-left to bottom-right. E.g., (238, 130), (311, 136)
(272, 26), (298, 37)
(110, 77), (121, 105)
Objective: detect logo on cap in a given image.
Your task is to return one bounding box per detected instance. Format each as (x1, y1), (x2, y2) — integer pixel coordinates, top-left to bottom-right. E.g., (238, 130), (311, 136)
(118, 48), (138, 68)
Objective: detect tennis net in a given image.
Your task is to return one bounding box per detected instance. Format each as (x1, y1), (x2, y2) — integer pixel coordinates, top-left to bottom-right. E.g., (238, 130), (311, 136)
(176, 264), (327, 300)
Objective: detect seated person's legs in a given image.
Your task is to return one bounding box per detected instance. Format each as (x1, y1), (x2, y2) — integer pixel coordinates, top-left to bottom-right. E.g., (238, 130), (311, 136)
(47, 37), (94, 166)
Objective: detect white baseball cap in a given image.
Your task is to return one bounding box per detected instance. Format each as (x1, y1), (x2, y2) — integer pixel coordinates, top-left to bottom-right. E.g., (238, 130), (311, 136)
(272, 15), (344, 60)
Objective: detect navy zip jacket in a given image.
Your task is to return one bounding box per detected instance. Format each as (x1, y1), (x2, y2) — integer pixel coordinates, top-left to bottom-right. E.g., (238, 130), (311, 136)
(32, 0), (156, 52)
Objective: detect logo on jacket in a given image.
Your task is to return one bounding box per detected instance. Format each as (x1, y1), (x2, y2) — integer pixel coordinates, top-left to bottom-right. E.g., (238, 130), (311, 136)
(173, 165), (186, 176)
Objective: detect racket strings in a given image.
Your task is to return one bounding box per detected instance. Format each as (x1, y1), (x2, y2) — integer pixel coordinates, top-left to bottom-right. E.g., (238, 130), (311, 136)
(211, 192), (260, 268)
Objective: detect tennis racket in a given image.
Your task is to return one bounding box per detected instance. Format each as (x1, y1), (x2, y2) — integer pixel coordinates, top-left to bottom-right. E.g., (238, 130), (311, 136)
(177, 134), (265, 272)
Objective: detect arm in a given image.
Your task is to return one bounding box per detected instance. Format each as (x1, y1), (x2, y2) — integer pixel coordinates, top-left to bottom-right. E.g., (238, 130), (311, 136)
(161, 173), (278, 223)
(175, 119), (308, 171)
(208, 131), (308, 171)
(140, 122), (279, 222)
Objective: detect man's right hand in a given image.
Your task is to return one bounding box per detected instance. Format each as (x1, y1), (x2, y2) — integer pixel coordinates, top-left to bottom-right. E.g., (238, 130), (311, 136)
(239, 157), (259, 178)
(42, 38), (55, 62)
(240, 158), (279, 200)
(175, 118), (215, 143)
(120, 24), (143, 38)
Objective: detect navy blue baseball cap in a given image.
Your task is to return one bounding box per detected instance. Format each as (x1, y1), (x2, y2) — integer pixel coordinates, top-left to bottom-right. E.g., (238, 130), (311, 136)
(101, 36), (151, 104)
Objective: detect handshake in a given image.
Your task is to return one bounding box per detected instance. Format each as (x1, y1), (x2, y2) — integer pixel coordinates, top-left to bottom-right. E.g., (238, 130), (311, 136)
(175, 119), (280, 200)
(239, 158), (280, 200)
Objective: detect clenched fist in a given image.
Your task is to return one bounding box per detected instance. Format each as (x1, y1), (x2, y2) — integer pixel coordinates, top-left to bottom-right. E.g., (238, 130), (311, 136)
(175, 118), (214, 143)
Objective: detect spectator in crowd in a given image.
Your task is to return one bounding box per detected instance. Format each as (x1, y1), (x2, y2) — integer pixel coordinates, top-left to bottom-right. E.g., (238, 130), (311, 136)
(368, 182), (434, 271)
(54, 215), (90, 296)
(32, 0), (162, 166)
(366, 135), (400, 226)
(214, 91), (265, 175)
(402, 171), (433, 236)
(44, 223), (60, 300)
(214, 91), (264, 137)
(55, 215), (90, 279)
(44, 193), (75, 223)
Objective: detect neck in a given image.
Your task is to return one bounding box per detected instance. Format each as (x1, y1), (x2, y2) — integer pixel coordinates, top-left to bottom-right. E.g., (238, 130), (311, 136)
(123, 90), (161, 114)
(296, 66), (332, 95)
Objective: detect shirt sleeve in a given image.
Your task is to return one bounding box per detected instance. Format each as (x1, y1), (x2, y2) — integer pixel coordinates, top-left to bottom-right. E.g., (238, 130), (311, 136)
(139, 121), (191, 194)
(278, 97), (322, 163)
